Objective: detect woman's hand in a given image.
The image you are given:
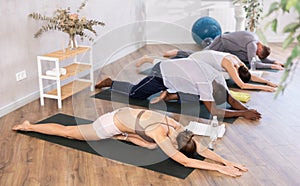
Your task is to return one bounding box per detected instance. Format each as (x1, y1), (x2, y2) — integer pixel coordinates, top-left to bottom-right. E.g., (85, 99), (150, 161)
(266, 81), (278, 88)
(263, 86), (276, 92)
(224, 161), (248, 172)
(217, 165), (243, 177)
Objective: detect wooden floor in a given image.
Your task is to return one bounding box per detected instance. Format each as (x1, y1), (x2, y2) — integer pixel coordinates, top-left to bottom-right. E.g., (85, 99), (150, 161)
(1, 43), (300, 186)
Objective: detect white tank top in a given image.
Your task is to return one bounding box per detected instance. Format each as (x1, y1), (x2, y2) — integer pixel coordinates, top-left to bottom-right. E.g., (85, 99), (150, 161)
(189, 50), (231, 72)
(160, 58), (228, 102)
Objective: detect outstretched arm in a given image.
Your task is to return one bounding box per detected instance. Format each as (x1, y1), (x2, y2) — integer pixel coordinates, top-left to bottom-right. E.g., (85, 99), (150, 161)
(256, 60), (284, 70)
(151, 130), (244, 177)
(195, 142), (248, 172)
(224, 57), (276, 92)
(250, 74), (278, 88)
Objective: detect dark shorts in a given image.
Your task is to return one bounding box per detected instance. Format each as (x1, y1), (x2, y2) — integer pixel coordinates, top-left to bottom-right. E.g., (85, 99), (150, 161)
(171, 50), (194, 59)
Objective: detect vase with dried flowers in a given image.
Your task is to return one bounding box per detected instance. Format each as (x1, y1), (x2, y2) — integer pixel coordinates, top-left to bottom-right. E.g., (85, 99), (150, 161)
(29, 0), (105, 50)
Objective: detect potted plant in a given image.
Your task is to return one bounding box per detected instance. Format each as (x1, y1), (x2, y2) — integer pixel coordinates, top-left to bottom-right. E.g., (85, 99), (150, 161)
(232, 0), (263, 32)
(29, 0), (105, 49)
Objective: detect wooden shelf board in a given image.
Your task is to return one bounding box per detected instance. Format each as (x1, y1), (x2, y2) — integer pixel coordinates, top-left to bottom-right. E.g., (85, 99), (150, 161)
(60, 63), (91, 81)
(47, 80), (91, 100)
(42, 47), (90, 61)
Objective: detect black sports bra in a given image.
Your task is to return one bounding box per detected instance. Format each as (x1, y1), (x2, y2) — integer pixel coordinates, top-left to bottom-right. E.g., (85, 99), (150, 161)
(135, 110), (174, 143)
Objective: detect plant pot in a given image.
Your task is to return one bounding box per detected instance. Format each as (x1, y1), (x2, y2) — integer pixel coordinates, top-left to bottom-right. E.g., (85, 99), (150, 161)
(234, 4), (246, 31)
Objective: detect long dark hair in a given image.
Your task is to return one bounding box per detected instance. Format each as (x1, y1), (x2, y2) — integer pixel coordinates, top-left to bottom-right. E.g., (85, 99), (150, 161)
(176, 130), (196, 158)
(238, 66), (251, 83)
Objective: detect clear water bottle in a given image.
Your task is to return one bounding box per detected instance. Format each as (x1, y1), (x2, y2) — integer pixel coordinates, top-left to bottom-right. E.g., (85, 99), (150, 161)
(250, 57), (256, 71)
(208, 115), (219, 149)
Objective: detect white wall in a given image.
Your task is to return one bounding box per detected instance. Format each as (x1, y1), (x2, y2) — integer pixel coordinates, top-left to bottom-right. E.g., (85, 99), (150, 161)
(0, 0), (146, 117)
(144, 0), (298, 43)
(1, 0), (298, 117)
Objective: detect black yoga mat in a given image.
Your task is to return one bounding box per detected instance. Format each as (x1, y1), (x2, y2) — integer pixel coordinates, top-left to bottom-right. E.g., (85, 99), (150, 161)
(139, 68), (152, 76)
(225, 79), (262, 91)
(92, 89), (236, 124)
(17, 113), (202, 179)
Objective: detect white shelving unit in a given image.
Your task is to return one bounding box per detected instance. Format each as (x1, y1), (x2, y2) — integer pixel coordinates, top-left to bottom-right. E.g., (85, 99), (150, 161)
(37, 46), (94, 109)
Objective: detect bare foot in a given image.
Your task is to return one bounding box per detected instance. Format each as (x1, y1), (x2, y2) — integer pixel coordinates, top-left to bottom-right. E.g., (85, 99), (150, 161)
(164, 92), (179, 101)
(135, 55), (155, 67)
(163, 49), (179, 58)
(150, 91), (179, 104)
(95, 77), (113, 89)
(150, 91), (168, 104)
(12, 120), (32, 131)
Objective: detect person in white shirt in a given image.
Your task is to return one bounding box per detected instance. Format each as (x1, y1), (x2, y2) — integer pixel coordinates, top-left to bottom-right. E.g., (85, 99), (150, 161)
(95, 58), (261, 120)
(136, 50), (278, 92)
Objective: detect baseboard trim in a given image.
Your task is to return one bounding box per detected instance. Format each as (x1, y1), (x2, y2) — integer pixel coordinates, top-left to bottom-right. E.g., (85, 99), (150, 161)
(0, 91), (40, 118)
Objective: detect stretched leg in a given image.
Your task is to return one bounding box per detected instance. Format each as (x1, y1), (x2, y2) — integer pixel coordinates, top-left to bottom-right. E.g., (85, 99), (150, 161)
(12, 120), (100, 141)
(135, 55), (155, 67)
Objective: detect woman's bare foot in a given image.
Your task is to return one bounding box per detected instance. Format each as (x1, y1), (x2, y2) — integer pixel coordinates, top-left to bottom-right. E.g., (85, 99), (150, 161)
(12, 120), (32, 131)
(135, 55), (155, 67)
(95, 77), (113, 89)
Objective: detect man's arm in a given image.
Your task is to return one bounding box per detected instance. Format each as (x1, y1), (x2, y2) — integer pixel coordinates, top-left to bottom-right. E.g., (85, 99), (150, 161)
(261, 57), (275, 64)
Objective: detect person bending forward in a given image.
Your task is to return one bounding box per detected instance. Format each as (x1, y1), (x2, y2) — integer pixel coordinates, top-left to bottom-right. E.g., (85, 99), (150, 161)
(13, 107), (247, 177)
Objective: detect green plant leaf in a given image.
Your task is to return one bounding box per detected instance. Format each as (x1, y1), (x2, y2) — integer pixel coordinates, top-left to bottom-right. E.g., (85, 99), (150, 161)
(271, 18), (278, 32)
(280, 0), (288, 11)
(282, 33), (294, 49)
(283, 22), (300, 33)
(265, 2), (279, 17)
(290, 44), (300, 59)
(286, 0), (298, 11)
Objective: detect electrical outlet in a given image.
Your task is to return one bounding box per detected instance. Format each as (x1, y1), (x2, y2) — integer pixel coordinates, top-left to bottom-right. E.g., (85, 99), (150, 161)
(16, 70), (27, 81)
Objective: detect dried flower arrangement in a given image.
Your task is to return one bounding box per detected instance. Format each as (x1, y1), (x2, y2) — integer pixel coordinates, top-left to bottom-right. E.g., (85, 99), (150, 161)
(29, 0), (105, 48)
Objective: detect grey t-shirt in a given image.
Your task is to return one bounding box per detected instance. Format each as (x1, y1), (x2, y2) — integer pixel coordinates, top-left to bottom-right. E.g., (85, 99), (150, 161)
(207, 31), (275, 69)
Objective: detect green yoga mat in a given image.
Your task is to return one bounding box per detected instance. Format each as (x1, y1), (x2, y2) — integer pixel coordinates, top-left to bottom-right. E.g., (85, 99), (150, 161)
(92, 89), (237, 124)
(17, 113), (203, 179)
